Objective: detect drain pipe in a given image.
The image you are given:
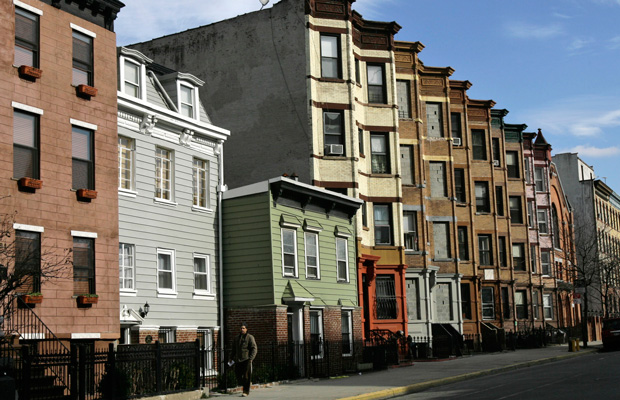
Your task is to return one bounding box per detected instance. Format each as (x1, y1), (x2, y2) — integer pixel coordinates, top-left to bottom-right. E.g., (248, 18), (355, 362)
(215, 140), (227, 375)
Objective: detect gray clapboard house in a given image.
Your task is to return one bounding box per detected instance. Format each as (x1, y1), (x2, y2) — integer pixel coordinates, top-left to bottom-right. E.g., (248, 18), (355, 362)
(116, 47), (229, 349)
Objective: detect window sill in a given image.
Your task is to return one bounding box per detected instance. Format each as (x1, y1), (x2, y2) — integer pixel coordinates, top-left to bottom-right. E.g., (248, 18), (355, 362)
(456, 202), (468, 207)
(323, 155), (348, 160)
(368, 173), (395, 178)
(193, 292), (215, 300)
(367, 103), (391, 108)
(157, 292), (178, 298)
(405, 250), (422, 255)
(119, 189), (138, 198)
(153, 198), (178, 207)
(337, 280), (350, 284)
(192, 206), (214, 214)
(120, 290), (138, 297)
(433, 258), (454, 263)
(318, 77), (346, 83)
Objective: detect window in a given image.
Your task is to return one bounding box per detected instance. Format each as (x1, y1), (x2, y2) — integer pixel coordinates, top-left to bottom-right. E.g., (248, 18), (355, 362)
(532, 290), (540, 319)
(515, 290), (528, 319)
(402, 211), (418, 251)
(194, 254), (210, 293)
(73, 237), (95, 295)
(123, 59), (141, 98)
(458, 226), (469, 261)
(492, 138), (500, 164)
(498, 236), (507, 267)
(361, 201), (368, 227)
(72, 126), (94, 190)
(426, 103), (443, 137)
(323, 110), (344, 155)
(336, 238), (349, 282)
(179, 84), (195, 118)
(430, 162), (447, 197)
(495, 186), (504, 216)
(15, 230), (41, 293)
(15, 7), (39, 67)
(478, 235), (492, 266)
(359, 129), (364, 156)
(509, 196), (523, 224)
(461, 283), (472, 320)
(376, 275), (397, 319)
(320, 35), (340, 79)
(506, 151), (519, 178)
(157, 249), (175, 293)
(524, 158), (531, 183)
(501, 287), (511, 319)
(374, 204), (392, 245)
(530, 245), (538, 273)
(472, 130), (487, 160)
(118, 136), (134, 191)
(119, 243), (135, 291)
(342, 311), (353, 356)
(158, 327), (176, 343)
(305, 232), (320, 279)
(534, 167), (546, 192)
(528, 201), (535, 227)
(538, 209), (548, 233)
(512, 243), (525, 271)
(282, 229), (298, 277)
(400, 145), (414, 185)
(72, 30), (93, 86)
(475, 181), (490, 213)
(406, 279), (421, 320)
(541, 251), (551, 275)
(451, 113), (462, 142)
(481, 287), (495, 320)
(367, 64), (386, 103)
(371, 133), (390, 174)
(155, 147), (173, 201)
(397, 80), (411, 118)
(13, 110), (39, 180)
(454, 169), (466, 202)
(552, 206), (561, 248)
(355, 58), (360, 83)
(193, 158), (209, 208)
(543, 294), (553, 319)
(310, 310), (324, 357)
(433, 222), (450, 259)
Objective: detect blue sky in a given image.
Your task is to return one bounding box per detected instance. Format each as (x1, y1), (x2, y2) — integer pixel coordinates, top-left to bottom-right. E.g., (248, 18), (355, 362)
(116, 0), (620, 191)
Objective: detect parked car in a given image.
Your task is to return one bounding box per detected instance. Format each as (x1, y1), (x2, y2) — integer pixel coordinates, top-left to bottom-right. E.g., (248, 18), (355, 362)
(602, 318), (620, 350)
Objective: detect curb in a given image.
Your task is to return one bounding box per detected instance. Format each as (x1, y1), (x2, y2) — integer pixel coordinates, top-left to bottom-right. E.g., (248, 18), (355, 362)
(337, 348), (598, 400)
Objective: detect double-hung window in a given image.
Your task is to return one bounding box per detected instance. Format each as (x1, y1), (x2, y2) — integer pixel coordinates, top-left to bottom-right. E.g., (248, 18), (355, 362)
(194, 254), (210, 294)
(495, 186), (504, 216)
(454, 169), (466, 202)
(498, 236), (507, 267)
(478, 235), (492, 266)
(397, 80), (411, 119)
(15, 6), (39, 67)
(73, 237), (95, 295)
(16, 230), (41, 293)
(155, 147), (173, 201)
(119, 243), (135, 291)
(481, 287), (495, 320)
(13, 109), (39, 180)
(341, 311), (353, 356)
(458, 226), (469, 261)
(403, 211), (418, 251)
(451, 113), (462, 143)
(320, 34), (340, 78)
(515, 290), (528, 319)
(305, 232), (320, 279)
(532, 290), (540, 319)
(157, 248), (175, 294)
(524, 158), (531, 183)
(512, 243), (526, 271)
(336, 237), (349, 282)
(179, 84), (195, 118)
(509, 196), (523, 224)
(538, 209), (549, 233)
(118, 136), (134, 191)
(541, 251), (552, 275)
(534, 167), (546, 192)
(506, 151), (519, 178)
(472, 130), (487, 160)
(123, 59), (141, 98)
(282, 229), (298, 277)
(367, 64), (386, 104)
(374, 204), (392, 245)
(475, 181), (490, 213)
(543, 294), (553, 319)
(72, 126), (94, 190)
(371, 133), (390, 174)
(323, 110), (344, 155)
(193, 158), (209, 208)
(72, 30), (93, 86)
(530, 245), (538, 273)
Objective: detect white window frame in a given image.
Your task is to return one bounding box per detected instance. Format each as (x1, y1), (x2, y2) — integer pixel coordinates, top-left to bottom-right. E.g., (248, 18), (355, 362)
(403, 211), (418, 251)
(341, 310), (353, 356)
(336, 237), (349, 282)
(281, 228), (298, 278)
(193, 253), (211, 296)
(481, 287), (495, 320)
(192, 158), (209, 209)
(118, 136), (135, 193)
(534, 167), (546, 192)
(538, 209), (548, 234)
(155, 147), (174, 202)
(304, 232), (320, 279)
(121, 57), (144, 99)
(158, 326), (176, 343)
(541, 251), (552, 276)
(156, 248), (176, 296)
(310, 309), (324, 359)
(543, 294), (553, 319)
(119, 243), (135, 293)
(178, 82), (198, 120)
(532, 290), (540, 319)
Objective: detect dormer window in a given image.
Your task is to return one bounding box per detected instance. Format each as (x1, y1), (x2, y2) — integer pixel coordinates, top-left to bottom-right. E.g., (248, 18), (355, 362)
(118, 48), (152, 100)
(123, 59), (141, 98)
(179, 84), (195, 118)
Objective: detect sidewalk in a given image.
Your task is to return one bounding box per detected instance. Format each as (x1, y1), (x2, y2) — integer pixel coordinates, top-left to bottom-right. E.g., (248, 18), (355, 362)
(210, 341), (602, 400)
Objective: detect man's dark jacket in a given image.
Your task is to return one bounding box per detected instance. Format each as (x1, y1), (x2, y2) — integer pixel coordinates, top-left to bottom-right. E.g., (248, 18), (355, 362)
(231, 333), (257, 362)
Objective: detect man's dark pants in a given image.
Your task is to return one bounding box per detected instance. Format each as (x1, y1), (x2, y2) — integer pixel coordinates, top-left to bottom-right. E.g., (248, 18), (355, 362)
(235, 359), (252, 394)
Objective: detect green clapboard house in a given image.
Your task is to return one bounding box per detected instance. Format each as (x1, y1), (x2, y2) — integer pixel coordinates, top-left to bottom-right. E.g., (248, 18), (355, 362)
(222, 176), (363, 353)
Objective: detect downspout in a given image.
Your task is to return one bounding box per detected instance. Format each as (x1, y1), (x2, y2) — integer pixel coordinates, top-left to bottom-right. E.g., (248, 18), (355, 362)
(215, 140), (227, 373)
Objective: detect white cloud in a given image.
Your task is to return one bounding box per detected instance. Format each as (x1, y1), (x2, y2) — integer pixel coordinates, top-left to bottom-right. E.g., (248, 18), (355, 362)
(505, 22), (564, 39)
(552, 12), (572, 19)
(568, 38), (594, 52)
(608, 36), (620, 49)
(353, 0), (399, 19)
(555, 145), (620, 157)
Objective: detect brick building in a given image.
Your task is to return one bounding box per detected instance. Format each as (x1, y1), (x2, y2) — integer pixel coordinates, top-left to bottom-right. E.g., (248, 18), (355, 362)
(1, 0), (124, 347)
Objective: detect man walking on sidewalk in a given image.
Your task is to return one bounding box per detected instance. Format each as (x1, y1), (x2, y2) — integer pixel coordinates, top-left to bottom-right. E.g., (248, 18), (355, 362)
(230, 322), (257, 397)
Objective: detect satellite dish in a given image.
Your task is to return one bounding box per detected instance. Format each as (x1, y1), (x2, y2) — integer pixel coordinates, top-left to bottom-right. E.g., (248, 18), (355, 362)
(260, 0), (269, 9)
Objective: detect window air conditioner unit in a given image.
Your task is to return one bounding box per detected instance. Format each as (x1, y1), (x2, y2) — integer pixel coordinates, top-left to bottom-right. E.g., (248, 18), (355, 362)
(452, 137), (462, 146)
(326, 144), (344, 156)
(493, 160), (500, 167)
